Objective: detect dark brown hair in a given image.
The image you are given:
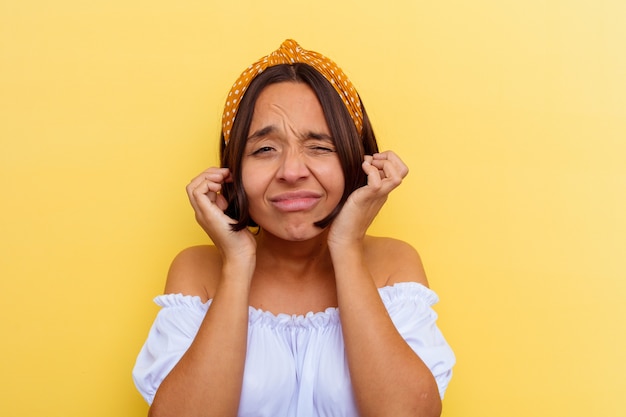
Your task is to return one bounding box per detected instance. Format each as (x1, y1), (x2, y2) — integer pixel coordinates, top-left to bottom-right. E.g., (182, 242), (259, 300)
(220, 63), (379, 231)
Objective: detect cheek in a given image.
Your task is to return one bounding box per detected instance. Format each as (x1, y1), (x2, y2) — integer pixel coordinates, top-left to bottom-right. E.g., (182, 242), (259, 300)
(314, 162), (345, 200)
(240, 168), (256, 200)
(331, 180), (346, 202)
(241, 162), (268, 203)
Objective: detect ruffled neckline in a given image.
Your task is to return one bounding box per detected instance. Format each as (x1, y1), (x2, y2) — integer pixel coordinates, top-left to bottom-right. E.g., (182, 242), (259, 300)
(154, 281), (437, 328)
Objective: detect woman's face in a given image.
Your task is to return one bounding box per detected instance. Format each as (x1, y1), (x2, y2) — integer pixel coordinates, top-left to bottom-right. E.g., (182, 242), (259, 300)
(241, 82), (345, 241)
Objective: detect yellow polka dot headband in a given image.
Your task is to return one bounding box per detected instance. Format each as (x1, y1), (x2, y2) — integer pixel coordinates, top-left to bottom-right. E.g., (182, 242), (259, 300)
(222, 39), (364, 145)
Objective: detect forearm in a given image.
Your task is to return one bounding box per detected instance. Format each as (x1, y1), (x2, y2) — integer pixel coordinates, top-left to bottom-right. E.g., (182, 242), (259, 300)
(149, 262), (253, 417)
(331, 244), (441, 417)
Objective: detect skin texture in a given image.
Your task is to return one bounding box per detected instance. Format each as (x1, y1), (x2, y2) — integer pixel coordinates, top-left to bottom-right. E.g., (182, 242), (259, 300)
(148, 82), (442, 417)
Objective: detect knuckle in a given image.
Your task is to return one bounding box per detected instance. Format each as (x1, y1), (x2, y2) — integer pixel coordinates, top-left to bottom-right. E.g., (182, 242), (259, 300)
(192, 188), (205, 199)
(370, 181), (383, 192)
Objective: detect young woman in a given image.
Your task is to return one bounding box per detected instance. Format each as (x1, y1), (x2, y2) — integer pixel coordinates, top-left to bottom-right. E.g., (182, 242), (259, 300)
(133, 39), (455, 417)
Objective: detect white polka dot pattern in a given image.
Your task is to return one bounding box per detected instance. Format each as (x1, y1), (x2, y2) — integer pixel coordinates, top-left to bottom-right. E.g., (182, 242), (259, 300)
(221, 39), (363, 145)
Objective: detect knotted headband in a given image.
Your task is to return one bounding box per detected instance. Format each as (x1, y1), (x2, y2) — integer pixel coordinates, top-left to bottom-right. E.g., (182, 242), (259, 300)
(221, 39), (363, 145)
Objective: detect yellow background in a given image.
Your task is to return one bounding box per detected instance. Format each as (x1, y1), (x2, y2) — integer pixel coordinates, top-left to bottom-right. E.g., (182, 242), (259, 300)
(1, 0), (624, 416)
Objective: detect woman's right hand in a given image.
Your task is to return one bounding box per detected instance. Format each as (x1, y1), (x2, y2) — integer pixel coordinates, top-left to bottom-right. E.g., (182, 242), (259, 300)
(186, 168), (257, 261)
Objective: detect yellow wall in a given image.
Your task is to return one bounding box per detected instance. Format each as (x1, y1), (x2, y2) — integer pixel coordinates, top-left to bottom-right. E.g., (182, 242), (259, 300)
(1, 1), (624, 416)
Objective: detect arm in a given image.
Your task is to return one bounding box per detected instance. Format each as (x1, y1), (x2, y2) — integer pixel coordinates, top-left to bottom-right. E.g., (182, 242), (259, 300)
(331, 241), (441, 417)
(328, 152), (442, 417)
(148, 169), (256, 417)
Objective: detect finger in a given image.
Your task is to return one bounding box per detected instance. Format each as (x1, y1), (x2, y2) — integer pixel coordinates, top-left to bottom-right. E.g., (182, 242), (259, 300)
(368, 158), (397, 182)
(222, 170), (234, 183)
(186, 180), (207, 214)
(370, 152), (409, 179)
(189, 181), (230, 225)
(187, 179), (221, 214)
(363, 154), (385, 180)
(199, 182), (219, 203)
(364, 158), (405, 194)
(214, 193), (229, 212)
(187, 168), (231, 202)
(188, 179), (213, 207)
(188, 168), (231, 189)
(381, 162), (403, 188)
(190, 167), (227, 182)
(362, 159), (384, 189)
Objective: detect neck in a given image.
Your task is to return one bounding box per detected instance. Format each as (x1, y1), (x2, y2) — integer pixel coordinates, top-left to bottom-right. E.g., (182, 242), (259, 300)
(254, 228), (333, 279)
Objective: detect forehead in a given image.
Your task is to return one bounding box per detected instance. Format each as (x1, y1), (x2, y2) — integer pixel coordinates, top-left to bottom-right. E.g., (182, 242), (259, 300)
(251, 82), (325, 122)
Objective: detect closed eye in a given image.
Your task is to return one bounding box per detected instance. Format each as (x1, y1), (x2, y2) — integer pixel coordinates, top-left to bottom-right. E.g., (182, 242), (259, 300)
(305, 137), (336, 154)
(309, 145), (335, 153)
(304, 133), (335, 154)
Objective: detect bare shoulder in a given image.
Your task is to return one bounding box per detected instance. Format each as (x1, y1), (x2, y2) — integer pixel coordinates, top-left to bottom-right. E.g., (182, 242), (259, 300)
(363, 236), (430, 288)
(163, 245), (223, 302)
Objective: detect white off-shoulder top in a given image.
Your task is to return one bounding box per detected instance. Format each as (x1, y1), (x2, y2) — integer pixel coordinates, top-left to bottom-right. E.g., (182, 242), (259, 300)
(133, 282), (455, 416)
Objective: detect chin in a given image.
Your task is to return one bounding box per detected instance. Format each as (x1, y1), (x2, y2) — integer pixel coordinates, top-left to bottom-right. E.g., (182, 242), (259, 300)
(266, 222), (326, 242)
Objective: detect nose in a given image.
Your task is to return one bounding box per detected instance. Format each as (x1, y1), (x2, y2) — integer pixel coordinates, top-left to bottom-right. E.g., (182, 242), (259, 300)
(277, 148), (309, 183)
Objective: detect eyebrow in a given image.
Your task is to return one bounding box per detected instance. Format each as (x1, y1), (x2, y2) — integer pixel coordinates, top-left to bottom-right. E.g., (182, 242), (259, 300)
(247, 125), (334, 142)
(306, 131), (333, 141)
(247, 125), (275, 141)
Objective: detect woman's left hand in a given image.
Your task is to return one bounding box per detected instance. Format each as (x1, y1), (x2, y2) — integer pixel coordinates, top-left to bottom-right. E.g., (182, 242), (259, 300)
(327, 150), (408, 249)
